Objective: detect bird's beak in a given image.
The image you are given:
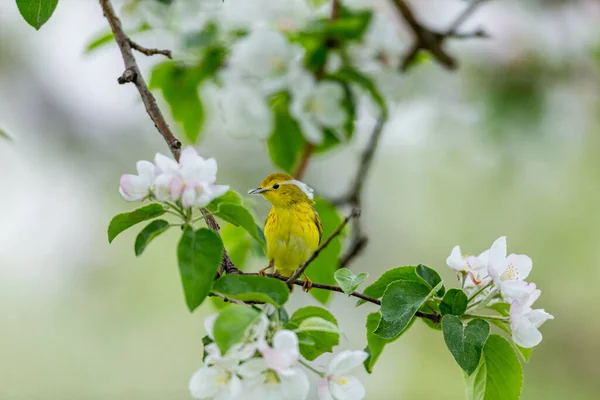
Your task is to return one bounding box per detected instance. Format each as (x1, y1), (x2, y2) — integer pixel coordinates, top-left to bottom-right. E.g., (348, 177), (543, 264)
(248, 187), (267, 195)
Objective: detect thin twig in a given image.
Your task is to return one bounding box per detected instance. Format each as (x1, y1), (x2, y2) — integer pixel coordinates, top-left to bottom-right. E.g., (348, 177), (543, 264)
(333, 117), (386, 268)
(99, 0), (237, 277)
(286, 208), (361, 286)
(391, 0), (490, 71)
(209, 292), (255, 307)
(99, 0), (181, 159)
(128, 38), (172, 59)
(294, 144), (315, 180)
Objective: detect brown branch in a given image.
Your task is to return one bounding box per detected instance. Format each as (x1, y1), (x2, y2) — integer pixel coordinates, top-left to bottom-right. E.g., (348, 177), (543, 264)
(99, 0), (181, 159)
(209, 292), (260, 307)
(294, 144), (315, 180)
(392, 0), (489, 71)
(286, 208), (361, 286)
(99, 0), (238, 276)
(128, 38), (172, 59)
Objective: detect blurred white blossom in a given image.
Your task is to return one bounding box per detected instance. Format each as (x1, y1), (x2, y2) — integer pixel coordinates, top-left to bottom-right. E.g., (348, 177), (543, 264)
(290, 75), (347, 144)
(318, 350), (368, 400)
(510, 289), (554, 348)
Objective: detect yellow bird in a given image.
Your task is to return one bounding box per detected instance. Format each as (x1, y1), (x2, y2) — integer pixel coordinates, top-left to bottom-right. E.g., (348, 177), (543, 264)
(248, 173), (322, 291)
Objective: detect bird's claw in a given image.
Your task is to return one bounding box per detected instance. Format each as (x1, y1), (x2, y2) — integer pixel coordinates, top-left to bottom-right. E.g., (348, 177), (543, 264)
(302, 276), (313, 292)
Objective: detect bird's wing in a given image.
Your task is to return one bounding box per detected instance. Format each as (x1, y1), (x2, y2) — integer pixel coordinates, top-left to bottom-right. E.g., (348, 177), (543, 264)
(312, 207), (323, 245)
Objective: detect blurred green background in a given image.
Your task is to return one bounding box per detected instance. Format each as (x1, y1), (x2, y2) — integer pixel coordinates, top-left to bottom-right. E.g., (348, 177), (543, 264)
(1, 0), (599, 399)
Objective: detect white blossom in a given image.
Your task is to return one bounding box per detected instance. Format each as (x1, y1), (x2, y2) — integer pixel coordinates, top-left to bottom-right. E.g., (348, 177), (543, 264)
(119, 160), (156, 201)
(486, 237), (535, 301)
(239, 358), (310, 400)
(290, 75), (348, 144)
(228, 28), (305, 95)
(210, 79), (273, 140)
(318, 350), (368, 400)
(153, 147), (229, 209)
(510, 289), (554, 348)
(446, 245), (490, 288)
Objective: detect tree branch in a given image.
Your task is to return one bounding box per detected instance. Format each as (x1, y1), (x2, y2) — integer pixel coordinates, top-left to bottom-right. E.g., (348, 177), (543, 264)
(286, 208), (361, 286)
(128, 38), (172, 59)
(99, 0), (238, 276)
(391, 0), (490, 71)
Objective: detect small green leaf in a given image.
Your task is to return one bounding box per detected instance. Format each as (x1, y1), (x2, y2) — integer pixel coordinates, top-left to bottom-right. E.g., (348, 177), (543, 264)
(374, 280), (441, 339)
(307, 198), (343, 304)
(213, 305), (260, 355)
(296, 317), (339, 334)
(364, 312), (393, 373)
(416, 264), (445, 297)
(358, 266), (419, 306)
(108, 204), (165, 243)
(286, 306), (339, 361)
(177, 227), (223, 311)
(207, 199), (265, 248)
(134, 219), (170, 256)
(16, 0), (58, 30)
(487, 302), (510, 317)
(220, 224), (252, 269)
(213, 275), (289, 306)
(489, 318), (511, 334)
(206, 190), (243, 207)
(268, 93), (306, 173)
(442, 315), (490, 375)
(440, 288), (468, 316)
(515, 344), (533, 363)
(466, 335), (523, 400)
(334, 268), (368, 294)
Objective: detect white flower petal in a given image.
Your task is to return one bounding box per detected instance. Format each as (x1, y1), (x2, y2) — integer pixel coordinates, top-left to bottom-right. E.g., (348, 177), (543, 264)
(446, 245), (466, 272)
(119, 174), (150, 201)
(261, 330), (299, 373)
(238, 358), (268, 379)
(328, 350), (368, 375)
(330, 375), (366, 400)
(204, 314), (218, 340)
(180, 147), (200, 167)
(506, 254), (533, 281)
(298, 118), (324, 144)
(501, 281), (536, 303)
(318, 379), (335, 400)
(189, 366), (221, 399)
(527, 309), (554, 329)
(280, 368), (310, 400)
(154, 152), (179, 174)
(511, 315), (543, 348)
(153, 173), (176, 201)
(182, 186), (197, 209)
(136, 160), (157, 183)
(488, 236), (507, 283)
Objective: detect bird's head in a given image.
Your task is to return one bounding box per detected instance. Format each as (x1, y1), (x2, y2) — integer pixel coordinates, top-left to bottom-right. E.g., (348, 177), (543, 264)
(248, 173), (314, 208)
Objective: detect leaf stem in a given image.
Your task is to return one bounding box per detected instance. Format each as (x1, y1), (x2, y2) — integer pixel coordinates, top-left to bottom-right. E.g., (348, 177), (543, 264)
(299, 359), (325, 377)
(467, 281), (493, 303)
(463, 313), (509, 322)
(467, 287), (499, 312)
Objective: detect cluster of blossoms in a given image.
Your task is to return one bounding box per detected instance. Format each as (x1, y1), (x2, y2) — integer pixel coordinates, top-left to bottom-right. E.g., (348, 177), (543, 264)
(119, 146), (229, 209)
(446, 236), (554, 348)
(189, 312), (368, 400)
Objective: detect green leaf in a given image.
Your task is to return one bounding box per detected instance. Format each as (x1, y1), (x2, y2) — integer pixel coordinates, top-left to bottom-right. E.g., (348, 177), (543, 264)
(286, 306), (339, 361)
(108, 204), (166, 243)
(16, 0), (58, 30)
(150, 56), (226, 142)
(213, 275), (289, 306)
(177, 227), (224, 311)
(515, 344), (533, 363)
(334, 268), (368, 294)
(0, 128), (12, 141)
(134, 219), (170, 256)
(296, 317), (340, 334)
(442, 315), (490, 375)
(268, 93), (306, 173)
(305, 8), (372, 41)
(358, 266), (419, 306)
(487, 302), (510, 317)
(307, 198), (343, 304)
(416, 264), (445, 297)
(213, 305), (260, 355)
(489, 318), (511, 334)
(328, 67), (387, 117)
(208, 202), (265, 248)
(364, 312), (393, 373)
(466, 335), (523, 400)
(440, 288), (468, 316)
(374, 280), (441, 339)
(206, 190), (243, 207)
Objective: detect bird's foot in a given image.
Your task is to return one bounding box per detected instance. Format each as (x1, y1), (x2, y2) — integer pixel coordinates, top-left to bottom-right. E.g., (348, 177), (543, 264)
(258, 265), (271, 277)
(302, 274), (313, 292)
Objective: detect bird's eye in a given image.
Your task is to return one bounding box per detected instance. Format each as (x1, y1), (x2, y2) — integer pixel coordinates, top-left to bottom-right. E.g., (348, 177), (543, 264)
(272, 184), (280, 189)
